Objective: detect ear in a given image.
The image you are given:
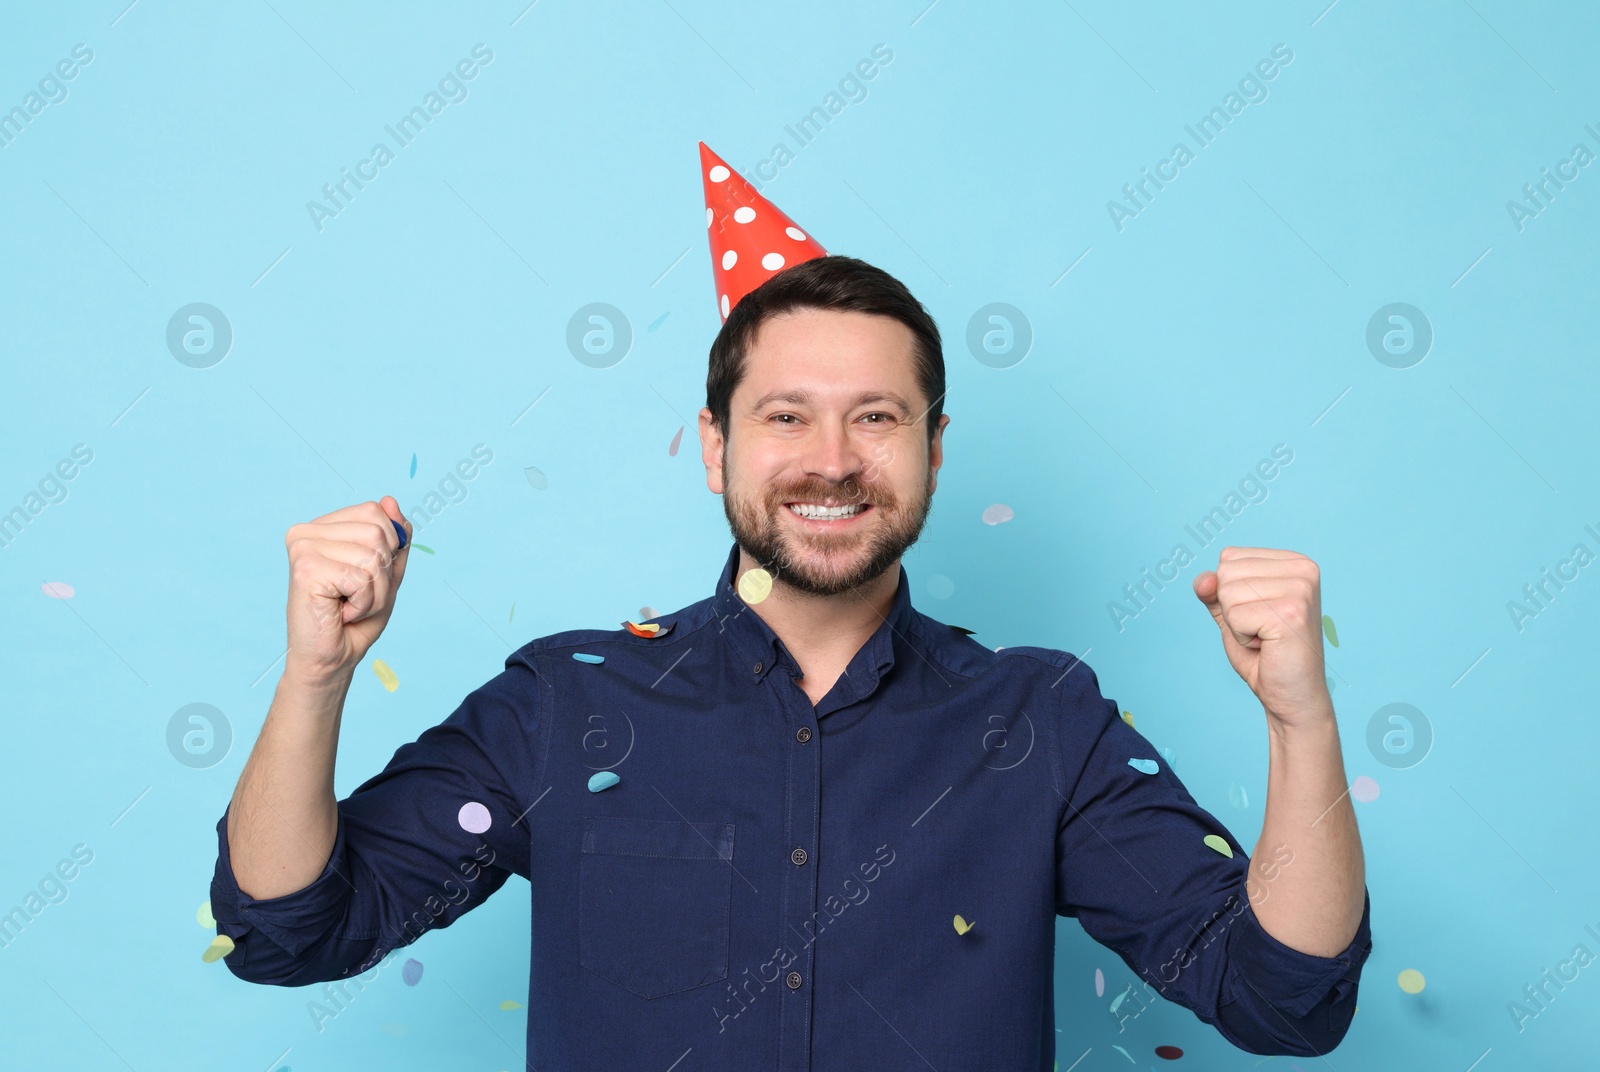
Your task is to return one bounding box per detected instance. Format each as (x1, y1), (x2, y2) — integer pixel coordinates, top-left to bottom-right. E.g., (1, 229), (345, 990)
(699, 407), (726, 494)
(927, 413), (950, 495)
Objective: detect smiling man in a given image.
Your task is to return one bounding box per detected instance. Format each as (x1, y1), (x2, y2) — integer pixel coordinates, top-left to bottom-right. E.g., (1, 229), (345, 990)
(209, 152), (1371, 1070)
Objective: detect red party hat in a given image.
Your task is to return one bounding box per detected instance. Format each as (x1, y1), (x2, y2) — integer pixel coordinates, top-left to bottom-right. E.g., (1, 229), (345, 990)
(700, 142), (828, 322)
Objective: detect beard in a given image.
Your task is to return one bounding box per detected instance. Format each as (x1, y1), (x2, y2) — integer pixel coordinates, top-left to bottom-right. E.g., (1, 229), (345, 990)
(721, 449), (936, 598)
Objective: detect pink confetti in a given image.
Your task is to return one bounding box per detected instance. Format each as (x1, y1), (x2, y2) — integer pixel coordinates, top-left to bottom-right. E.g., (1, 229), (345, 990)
(1351, 775), (1380, 803)
(40, 582), (74, 599)
(981, 504), (1014, 526)
(458, 801), (491, 833)
(669, 426), (684, 456)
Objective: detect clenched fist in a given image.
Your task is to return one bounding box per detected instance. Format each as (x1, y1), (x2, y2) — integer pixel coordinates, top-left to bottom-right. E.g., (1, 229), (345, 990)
(284, 495), (412, 686)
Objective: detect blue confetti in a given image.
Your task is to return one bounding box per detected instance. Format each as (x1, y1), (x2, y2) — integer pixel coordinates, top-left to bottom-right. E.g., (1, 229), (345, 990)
(572, 653), (605, 664)
(1127, 757), (1159, 775)
(588, 771), (620, 793)
(401, 957), (423, 986)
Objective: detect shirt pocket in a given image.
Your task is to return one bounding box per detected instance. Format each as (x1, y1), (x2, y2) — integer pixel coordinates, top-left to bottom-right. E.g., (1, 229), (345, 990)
(578, 815), (734, 999)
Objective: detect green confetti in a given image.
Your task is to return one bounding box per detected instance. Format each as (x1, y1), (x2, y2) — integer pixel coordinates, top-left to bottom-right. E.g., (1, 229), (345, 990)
(412, 543), (434, 555)
(1322, 614), (1339, 648)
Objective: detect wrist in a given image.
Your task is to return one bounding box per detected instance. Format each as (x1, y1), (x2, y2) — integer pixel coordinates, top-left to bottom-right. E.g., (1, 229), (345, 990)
(281, 660), (356, 697)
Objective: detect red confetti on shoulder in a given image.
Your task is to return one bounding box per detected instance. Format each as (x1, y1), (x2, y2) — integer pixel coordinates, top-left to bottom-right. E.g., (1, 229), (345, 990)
(623, 620), (674, 638)
(1155, 1045), (1184, 1060)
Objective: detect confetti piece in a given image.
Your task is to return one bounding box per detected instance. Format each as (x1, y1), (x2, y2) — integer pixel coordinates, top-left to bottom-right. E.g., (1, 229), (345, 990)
(648, 312), (670, 333)
(381, 1024), (407, 1037)
(573, 652), (605, 664)
(40, 582), (74, 599)
(1398, 969), (1425, 994)
(588, 771), (620, 793)
(1203, 834), (1233, 858)
(669, 426), (684, 456)
(409, 453), (417, 478)
(1121, 710), (1135, 728)
(196, 901), (214, 928)
(412, 543), (434, 554)
(948, 625), (976, 636)
(1351, 775), (1380, 803)
(1155, 1045), (1184, 1059)
(1128, 758), (1158, 775)
(373, 660), (399, 692)
(458, 801), (492, 834)
(1325, 674), (1336, 694)
(509, 601), (515, 622)
(953, 914), (975, 935)
(981, 503), (1014, 526)
(1094, 967), (1104, 996)
(202, 935), (234, 963)
(623, 620), (662, 637)
(640, 605), (658, 620)
(1110, 985), (1132, 1012)
(524, 466), (549, 490)
(1159, 745), (1176, 767)
(402, 958), (424, 986)
(499, 1000), (524, 1011)
(1111, 1044), (1135, 1063)
(738, 567), (773, 605)
(1228, 783), (1249, 810)
(1322, 614), (1339, 648)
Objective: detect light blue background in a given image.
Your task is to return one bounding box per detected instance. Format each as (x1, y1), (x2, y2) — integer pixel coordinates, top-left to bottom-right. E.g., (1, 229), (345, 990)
(2, 1), (1597, 1068)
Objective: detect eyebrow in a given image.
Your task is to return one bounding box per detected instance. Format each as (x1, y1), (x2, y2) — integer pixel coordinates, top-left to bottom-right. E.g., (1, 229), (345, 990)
(750, 389), (914, 421)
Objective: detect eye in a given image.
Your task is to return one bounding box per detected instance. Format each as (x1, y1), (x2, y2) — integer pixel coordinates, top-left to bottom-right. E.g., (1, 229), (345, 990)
(861, 413), (894, 424)
(769, 413), (798, 425)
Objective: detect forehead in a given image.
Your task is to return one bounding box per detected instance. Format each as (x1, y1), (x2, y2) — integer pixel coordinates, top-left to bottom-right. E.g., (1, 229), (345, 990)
(736, 307), (919, 408)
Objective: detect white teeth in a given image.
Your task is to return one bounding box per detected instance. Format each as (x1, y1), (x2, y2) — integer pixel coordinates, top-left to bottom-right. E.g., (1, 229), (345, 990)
(788, 503), (865, 520)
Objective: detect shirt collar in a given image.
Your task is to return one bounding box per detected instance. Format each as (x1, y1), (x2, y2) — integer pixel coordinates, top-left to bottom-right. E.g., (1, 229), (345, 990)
(709, 540), (918, 701)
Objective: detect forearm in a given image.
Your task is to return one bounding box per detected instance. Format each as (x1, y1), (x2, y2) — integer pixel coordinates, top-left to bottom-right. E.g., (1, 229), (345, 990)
(225, 667), (350, 899)
(1249, 699), (1365, 957)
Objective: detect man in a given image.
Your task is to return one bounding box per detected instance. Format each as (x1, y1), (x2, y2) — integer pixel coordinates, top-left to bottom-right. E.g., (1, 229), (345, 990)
(211, 160), (1370, 1069)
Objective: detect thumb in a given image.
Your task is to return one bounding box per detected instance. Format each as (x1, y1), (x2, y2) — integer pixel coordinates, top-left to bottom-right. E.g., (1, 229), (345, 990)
(1192, 570), (1225, 627)
(378, 495), (413, 582)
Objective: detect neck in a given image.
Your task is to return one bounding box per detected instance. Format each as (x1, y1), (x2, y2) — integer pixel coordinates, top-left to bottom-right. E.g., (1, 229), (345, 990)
(735, 547), (900, 676)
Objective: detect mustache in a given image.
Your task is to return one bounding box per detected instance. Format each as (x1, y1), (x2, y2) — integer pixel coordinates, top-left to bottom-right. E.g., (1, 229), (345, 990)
(772, 484), (883, 507)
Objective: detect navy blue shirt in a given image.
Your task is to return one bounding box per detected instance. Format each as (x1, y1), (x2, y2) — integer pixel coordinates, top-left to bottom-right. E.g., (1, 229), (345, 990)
(211, 540), (1372, 1068)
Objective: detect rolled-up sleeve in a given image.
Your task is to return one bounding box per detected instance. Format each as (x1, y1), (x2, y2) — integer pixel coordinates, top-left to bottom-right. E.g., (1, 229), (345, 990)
(210, 650), (543, 986)
(1051, 655), (1372, 1056)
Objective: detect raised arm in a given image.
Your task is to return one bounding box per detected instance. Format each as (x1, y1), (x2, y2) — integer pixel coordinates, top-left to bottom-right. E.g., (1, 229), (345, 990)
(226, 497), (412, 900)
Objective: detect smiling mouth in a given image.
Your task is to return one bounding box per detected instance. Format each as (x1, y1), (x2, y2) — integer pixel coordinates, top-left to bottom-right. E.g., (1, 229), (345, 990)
(785, 502), (872, 523)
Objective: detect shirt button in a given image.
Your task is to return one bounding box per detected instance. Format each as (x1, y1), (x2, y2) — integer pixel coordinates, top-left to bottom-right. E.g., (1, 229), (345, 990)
(796, 726), (812, 743)
(754, 661), (764, 674)
(791, 847), (807, 866)
(786, 971), (803, 990)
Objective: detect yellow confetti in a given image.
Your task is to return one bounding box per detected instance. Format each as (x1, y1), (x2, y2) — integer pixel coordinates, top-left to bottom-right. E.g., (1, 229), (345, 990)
(737, 567), (773, 605)
(1120, 710), (1135, 728)
(498, 999), (524, 1010)
(201, 935), (234, 963)
(953, 914), (975, 935)
(1398, 969), (1425, 994)
(196, 901), (214, 928)
(1202, 834), (1233, 858)
(373, 659), (399, 692)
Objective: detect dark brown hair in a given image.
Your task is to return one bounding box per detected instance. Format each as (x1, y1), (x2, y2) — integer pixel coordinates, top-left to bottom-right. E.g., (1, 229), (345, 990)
(705, 255), (945, 448)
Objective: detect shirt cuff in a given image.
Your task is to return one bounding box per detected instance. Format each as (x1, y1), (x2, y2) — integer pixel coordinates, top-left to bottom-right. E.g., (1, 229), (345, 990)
(209, 803), (357, 962)
(1229, 885), (1372, 1020)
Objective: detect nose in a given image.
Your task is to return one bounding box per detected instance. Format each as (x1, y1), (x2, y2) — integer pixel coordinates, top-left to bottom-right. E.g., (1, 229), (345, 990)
(803, 418), (867, 486)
